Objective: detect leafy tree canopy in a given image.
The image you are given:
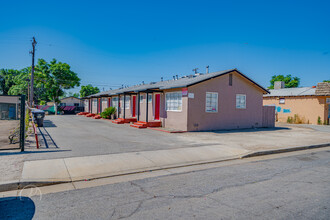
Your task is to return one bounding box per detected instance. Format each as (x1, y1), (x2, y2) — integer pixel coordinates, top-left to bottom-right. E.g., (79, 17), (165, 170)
(3, 58), (80, 108)
(35, 58), (80, 113)
(269, 74), (300, 89)
(80, 84), (100, 98)
(323, 80), (330, 83)
(0, 69), (20, 95)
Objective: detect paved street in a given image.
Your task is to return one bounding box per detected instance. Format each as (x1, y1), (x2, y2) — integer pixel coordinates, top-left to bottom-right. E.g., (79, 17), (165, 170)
(1, 148), (329, 219)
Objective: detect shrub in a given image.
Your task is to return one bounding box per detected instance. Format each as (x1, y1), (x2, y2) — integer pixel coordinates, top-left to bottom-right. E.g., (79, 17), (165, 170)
(293, 114), (304, 124)
(100, 107), (116, 119)
(287, 116), (293, 123)
(317, 116), (322, 125)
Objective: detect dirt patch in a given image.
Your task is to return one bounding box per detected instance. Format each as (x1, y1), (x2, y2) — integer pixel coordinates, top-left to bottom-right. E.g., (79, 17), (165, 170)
(0, 120), (20, 150)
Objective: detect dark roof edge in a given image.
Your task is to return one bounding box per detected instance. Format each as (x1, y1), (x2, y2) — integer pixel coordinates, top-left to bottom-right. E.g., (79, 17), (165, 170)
(263, 94), (328, 97)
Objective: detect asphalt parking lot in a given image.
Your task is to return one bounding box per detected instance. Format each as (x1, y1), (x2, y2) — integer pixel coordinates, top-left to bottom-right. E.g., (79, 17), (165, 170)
(26, 115), (197, 160)
(26, 115), (330, 161)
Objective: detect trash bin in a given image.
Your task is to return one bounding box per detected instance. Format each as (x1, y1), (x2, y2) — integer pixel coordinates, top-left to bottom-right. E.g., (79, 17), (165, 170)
(32, 110), (45, 127)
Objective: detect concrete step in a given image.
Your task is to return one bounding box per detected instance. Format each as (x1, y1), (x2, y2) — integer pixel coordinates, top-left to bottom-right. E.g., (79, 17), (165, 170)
(112, 120), (124, 124)
(92, 115), (102, 119)
(130, 124), (147, 129)
(147, 121), (162, 127)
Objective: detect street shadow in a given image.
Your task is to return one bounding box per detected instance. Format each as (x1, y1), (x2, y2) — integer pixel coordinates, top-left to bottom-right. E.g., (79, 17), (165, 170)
(0, 197), (35, 220)
(0, 149), (71, 156)
(194, 127), (291, 134)
(37, 127), (59, 149)
(43, 119), (57, 128)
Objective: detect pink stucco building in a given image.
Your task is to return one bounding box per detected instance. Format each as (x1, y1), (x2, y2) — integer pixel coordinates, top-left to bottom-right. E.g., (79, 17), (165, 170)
(83, 69), (274, 131)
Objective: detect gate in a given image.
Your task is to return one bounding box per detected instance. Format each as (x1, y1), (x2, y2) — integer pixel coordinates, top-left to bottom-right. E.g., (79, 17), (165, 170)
(0, 95), (26, 151)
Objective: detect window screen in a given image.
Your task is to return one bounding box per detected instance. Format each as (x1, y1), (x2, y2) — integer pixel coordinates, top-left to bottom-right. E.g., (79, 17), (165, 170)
(206, 92), (218, 112)
(165, 92), (182, 111)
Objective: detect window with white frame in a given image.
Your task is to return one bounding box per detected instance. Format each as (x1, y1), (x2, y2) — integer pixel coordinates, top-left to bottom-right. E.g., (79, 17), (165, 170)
(148, 94), (152, 103)
(165, 92), (182, 111)
(236, 94), (246, 109)
(140, 94), (144, 103)
(205, 92), (218, 112)
(111, 97), (118, 107)
(124, 96), (130, 109)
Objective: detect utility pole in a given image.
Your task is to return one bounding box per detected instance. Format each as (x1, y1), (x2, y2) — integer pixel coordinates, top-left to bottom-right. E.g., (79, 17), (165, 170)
(29, 37), (37, 107)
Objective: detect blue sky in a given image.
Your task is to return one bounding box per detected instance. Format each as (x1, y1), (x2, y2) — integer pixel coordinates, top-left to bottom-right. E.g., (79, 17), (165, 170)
(0, 0), (329, 93)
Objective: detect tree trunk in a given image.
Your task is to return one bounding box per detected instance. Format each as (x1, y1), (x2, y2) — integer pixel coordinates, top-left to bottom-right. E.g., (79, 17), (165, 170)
(54, 102), (58, 115)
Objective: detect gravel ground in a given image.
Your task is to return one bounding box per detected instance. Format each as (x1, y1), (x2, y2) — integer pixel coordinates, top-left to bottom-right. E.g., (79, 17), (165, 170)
(0, 120), (20, 150)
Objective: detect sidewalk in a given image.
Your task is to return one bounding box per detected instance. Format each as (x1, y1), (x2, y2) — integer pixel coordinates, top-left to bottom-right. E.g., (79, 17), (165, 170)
(1, 141), (329, 192)
(20, 145), (248, 184)
(1, 119), (330, 192)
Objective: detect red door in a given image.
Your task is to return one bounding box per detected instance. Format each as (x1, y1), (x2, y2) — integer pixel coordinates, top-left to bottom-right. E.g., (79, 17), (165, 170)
(155, 94), (160, 120)
(132, 96), (136, 117)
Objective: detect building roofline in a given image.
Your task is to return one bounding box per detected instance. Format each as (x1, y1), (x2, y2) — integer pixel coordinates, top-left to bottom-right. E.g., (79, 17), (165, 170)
(186, 69), (269, 94)
(84, 68), (269, 98)
(61, 96), (81, 100)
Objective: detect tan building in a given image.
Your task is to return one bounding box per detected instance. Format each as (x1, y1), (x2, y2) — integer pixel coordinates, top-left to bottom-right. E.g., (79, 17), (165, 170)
(48, 96), (84, 107)
(0, 95), (20, 120)
(84, 69), (275, 131)
(263, 82), (330, 125)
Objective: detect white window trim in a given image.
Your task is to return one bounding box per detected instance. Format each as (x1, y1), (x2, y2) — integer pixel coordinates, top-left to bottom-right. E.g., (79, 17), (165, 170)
(205, 92), (218, 113)
(139, 94), (144, 103)
(147, 93), (152, 103)
(236, 94), (246, 109)
(124, 96), (130, 109)
(111, 97), (118, 107)
(165, 91), (183, 112)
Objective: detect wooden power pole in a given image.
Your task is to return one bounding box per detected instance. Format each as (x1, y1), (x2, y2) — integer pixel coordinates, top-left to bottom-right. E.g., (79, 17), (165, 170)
(29, 37), (37, 107)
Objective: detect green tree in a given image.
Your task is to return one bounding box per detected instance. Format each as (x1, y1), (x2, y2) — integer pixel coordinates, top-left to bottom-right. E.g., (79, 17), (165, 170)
(35, 58), (80, 114)
(8, 67), (49, 104)
(0, 69), (20, 95)
(269, 74), (300, 89)
(8, 68), (30, 96)
(323, 80), (330, 83)
(80, 84), (100, 98)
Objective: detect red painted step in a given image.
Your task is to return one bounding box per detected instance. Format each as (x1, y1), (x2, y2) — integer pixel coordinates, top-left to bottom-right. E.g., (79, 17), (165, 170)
(92, 115), (102, 119)
(131, 121), (162, 129)
(112, 118), (137, 124)
(147, 121), (162, 127)
(130, 124), (147, 129)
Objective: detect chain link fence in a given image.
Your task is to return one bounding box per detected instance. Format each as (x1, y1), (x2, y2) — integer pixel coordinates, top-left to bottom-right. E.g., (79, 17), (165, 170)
(0, 95), (26, 151)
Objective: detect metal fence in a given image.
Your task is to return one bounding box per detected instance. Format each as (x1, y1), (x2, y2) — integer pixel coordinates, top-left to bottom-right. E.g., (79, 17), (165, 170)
(0, 95), (25, 151)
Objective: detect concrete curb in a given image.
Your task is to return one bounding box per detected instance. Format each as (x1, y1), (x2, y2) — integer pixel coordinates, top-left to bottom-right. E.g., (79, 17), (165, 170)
(0, 180), (71, 193)
(241, 143), (330, 158)
(1, 143), (330, 193)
